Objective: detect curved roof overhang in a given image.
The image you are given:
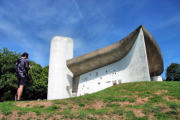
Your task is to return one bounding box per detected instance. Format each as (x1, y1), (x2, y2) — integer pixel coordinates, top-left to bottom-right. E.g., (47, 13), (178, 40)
(142, 26), (164, 76)
(67, 25), (164, 77)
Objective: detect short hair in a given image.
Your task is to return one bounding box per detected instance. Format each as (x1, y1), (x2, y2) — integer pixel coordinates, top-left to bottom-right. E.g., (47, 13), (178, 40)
(22, 52), (29, 58)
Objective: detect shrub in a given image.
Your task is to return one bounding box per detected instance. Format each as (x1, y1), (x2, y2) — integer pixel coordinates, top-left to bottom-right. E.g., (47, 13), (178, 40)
(0, 48), (48, 101)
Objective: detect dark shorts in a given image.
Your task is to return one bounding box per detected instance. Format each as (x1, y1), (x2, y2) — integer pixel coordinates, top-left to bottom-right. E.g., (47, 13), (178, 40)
(18, 77), (27, 87)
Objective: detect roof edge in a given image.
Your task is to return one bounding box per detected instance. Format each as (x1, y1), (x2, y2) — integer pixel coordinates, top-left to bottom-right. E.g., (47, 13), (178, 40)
(67, 26), (142, 76)
(67, 25), (164, 77)
(141, 26), (164, 76)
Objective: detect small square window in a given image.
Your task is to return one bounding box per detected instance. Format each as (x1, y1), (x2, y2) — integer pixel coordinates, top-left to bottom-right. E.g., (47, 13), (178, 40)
(96, 72), (98, 76)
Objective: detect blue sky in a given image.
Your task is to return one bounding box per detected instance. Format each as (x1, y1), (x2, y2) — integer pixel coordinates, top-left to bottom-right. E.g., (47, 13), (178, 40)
(0, 0), (180, 78)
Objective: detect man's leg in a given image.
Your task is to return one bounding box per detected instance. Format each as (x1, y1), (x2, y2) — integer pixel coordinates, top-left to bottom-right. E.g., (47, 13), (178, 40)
(17, 85), (24, 100)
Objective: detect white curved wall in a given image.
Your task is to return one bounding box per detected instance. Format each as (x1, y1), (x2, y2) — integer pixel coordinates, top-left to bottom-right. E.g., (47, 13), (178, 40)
(48, 36), (73, 100)
(77, 29), (150, 96)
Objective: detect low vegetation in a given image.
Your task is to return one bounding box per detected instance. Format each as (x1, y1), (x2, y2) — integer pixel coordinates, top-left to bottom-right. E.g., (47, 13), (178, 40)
(0, 81), (180, 120)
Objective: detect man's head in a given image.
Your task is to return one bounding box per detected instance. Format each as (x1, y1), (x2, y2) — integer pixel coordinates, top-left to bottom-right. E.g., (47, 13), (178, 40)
(22, 52), (29, 59)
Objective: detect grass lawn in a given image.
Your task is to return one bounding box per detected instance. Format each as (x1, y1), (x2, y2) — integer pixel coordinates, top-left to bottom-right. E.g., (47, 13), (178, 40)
(0, 81), (180, 120)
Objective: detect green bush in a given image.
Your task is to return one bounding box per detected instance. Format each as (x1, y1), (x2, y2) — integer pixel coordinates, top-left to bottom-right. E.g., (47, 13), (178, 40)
(166, 63), (180, 81)
(0, 48), (48, 101)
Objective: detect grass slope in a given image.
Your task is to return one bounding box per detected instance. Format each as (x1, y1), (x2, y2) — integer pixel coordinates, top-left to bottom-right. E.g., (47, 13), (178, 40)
(0, 81), (180, 120)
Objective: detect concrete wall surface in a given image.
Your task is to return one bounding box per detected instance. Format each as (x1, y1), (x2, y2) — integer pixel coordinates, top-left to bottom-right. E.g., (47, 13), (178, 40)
(77, 28), (150, 96)
(48, 36), (73, 100)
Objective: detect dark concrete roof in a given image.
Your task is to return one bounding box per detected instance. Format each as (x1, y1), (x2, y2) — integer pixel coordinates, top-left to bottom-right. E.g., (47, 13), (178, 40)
(67, 25), (164, 77)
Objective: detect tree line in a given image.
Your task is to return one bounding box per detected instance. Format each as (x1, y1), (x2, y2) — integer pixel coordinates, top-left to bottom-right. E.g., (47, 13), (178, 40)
(0, 48), (179, 101)
(0, 48), (48, 101)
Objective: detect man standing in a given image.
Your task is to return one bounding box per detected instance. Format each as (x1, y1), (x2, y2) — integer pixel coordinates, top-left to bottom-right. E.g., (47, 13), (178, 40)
(16, 52), (30, 101)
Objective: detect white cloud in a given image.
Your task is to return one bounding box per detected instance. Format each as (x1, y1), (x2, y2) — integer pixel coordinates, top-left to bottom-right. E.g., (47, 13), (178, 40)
(0, 20), (29, 47)
(72, 0), (84, 19)
(155, 14), (180, 30)
(0, 12), (49, 66)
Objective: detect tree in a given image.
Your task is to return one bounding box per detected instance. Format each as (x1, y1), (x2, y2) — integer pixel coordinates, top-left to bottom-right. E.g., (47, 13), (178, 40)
(166, 63), (180, 81)
(23, 63), (48, 100)
(0, 48), (48, 101)
(0, 48), (20, 101)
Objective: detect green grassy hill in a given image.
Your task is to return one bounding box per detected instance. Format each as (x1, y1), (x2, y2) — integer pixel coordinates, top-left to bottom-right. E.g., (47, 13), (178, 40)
(0, 81), (180, 120)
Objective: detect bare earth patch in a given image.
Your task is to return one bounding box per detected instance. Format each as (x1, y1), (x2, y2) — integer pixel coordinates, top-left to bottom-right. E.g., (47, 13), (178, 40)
(40, 114), (62, 120)
(162, 96), (178, 101)
(155, 90), (168, 95)
(3, 111), (62, 120)
(100, 114), (124, 120)
(111, 114), (124, 120)
(149, 113), (154, 120)
(69, 103), (81, 111)
(136, 97), (149, 104)
(125, 108), (145, 117)
(15, 101), (52, 108)
(0, 112), (3, 119)
(95, 114), (122, 120)
(119, 101), (134, 106)
(163, 96), (170, 101)
(53, 114), (62, 119)
(101, 114), (111, 120)
(85, 101), (104, 109)
(121, 95), (138, 98)
(118, 97), (148, 106)
(153, 103), (164, 107)
(4, 111), (19, 120)
(18, 112), (37, 120)
(161, 107), (171, 113)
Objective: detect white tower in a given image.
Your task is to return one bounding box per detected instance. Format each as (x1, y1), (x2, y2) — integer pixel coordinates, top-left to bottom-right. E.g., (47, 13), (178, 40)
(47, 36), (73, 100)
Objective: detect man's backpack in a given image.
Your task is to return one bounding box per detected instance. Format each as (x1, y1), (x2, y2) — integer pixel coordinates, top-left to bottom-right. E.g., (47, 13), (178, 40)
(16, 59), (21, 75)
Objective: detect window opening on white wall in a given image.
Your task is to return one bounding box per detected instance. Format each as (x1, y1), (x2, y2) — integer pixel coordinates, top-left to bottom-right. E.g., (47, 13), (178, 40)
(96, 72), (98, 76)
